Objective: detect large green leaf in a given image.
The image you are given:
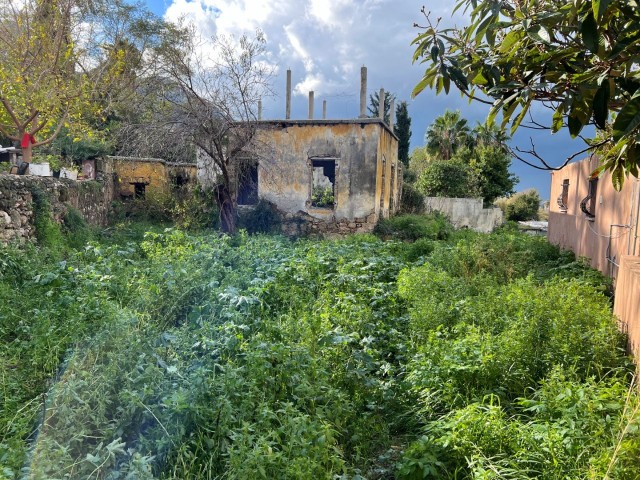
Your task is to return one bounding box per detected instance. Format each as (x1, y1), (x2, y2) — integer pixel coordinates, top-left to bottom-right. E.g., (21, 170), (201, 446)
(593, 81), (610, 129)
(581, 12), (599, 53)
(568, 115), (584, 138)
(592, 0), (609, 20)
(612, 92), (640, 141)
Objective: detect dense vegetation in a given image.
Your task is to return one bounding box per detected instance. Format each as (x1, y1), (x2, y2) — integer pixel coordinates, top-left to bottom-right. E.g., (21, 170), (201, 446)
(1, 218), (639, 479)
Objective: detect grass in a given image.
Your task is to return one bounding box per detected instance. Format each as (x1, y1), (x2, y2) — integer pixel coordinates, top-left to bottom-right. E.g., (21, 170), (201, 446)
(0, 217), (638, 479)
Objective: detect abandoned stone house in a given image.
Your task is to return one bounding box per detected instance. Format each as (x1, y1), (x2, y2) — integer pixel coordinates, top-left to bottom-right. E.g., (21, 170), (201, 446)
(198, 67), (403, 235)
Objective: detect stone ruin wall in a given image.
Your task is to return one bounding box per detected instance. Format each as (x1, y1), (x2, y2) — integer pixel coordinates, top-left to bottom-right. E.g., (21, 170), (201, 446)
(0, 174), (114, 244)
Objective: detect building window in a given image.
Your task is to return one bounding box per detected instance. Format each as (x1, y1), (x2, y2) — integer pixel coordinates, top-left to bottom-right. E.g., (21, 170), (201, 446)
(238, 163), (259, 205)
(580, 177), (598, 220)
(557, 179), (569, 212)
(310, 158), (336, 208)
(133, 182), (146, 199)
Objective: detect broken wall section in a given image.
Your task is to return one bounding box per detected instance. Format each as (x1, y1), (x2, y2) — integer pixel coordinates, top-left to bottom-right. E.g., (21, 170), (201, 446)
(423, 197), (503, 233)
(0, 174), (113, 244)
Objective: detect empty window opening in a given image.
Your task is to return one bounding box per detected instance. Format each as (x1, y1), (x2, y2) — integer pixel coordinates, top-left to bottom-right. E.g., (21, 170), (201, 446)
(238, 163), (259, 205)
(173, 174), (188, 188)
(133, 182), (146, 199)
(580, 178), (598, 219)
(311, 159), (335, 208)
(557, 179), (569, 211)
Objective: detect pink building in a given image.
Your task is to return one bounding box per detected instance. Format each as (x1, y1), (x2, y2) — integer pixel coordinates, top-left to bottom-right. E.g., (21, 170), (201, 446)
(548, 156), (640, 358)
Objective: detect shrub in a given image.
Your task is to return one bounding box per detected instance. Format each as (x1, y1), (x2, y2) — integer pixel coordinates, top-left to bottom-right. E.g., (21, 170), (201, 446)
(495, 189), (541, 221)
(237, 200), (281, 234)
(416, 159), (479, 198)
(374, 213), (452, 241)
(399, 183), (425, 214)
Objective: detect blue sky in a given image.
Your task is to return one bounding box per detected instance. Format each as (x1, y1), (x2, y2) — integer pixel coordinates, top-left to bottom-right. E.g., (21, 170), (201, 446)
(144, 0), (594, 200)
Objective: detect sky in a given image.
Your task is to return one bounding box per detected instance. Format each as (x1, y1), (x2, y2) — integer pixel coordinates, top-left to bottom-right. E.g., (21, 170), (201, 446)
(145, 0), (593, 200)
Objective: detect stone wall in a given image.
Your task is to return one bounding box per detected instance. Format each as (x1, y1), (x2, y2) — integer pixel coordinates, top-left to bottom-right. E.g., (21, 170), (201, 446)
(423, 197), (503, 233)
(0, 173), (113, 244)
(280, 211), (378, 238)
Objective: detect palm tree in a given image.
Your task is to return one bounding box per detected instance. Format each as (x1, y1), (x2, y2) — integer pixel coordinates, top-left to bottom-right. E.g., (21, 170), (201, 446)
(472, 121), (509, 150)
(424, 110), (471, 160)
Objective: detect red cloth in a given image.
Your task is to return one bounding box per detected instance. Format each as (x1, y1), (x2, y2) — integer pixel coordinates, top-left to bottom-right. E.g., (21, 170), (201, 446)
(20, 134), (36, 148)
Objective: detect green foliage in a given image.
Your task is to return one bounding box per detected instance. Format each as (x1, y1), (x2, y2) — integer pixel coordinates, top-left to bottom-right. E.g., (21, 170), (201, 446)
(496, 189), (541, 221)
(399, 183), (426, 214)
(368, 91), (396, 124)
(0, 223), (636, 479)
(311, 185), (335, 208)
(416, 159), (480, 198)
(394, 101), (412, 167)
(30, 186), (65, 250)
(62, 207), (94, 248)
(374, 213), (452, 241)
(467, 145), (518, 205)
(411, 0), (640, 188)
(110, 186), (218, 230)
(237, 200), (281, 234)
(425, 110), (471, 160)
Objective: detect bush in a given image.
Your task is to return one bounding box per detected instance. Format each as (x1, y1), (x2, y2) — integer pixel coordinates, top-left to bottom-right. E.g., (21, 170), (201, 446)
(236, 200), (281, 234)
(399, 183), (425, 214)
(416, 159), (479, 198)
(496, 189), (541, 221)
(374, 213), (452, 241)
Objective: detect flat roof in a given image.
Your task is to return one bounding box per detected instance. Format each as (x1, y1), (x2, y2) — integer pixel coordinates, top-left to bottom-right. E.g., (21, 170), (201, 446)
(253, 118), (399, 141)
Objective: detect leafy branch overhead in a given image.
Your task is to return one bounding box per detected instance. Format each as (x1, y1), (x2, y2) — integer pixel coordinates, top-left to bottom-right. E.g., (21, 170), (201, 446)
(411, 0), (640, 189)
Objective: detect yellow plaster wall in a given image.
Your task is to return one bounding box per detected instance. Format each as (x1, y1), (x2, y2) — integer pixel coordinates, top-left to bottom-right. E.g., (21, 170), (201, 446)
(109, 158), (197, 198)
(254, 121), (393, 223)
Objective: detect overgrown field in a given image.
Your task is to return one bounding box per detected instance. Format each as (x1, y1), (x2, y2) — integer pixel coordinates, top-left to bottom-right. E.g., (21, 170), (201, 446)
(1, 218), (639, 479)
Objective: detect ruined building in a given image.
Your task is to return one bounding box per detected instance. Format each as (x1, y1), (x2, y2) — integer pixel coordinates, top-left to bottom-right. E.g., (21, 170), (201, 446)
(199, 67), (402, 236)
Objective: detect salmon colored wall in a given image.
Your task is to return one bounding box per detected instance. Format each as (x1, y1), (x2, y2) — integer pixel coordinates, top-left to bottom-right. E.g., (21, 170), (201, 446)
(614, 256), (640, 359)
(548, 157), (639, 278)
(548, 156), (640, 359)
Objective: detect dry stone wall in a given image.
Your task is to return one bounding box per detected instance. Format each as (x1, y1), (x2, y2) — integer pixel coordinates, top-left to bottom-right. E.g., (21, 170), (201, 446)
(0, 174), (114, 244)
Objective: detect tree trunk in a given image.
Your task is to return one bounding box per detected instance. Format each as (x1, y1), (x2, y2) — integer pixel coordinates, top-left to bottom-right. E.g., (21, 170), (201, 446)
(215, 184), (236, 234)
(22, 142), (32, 163)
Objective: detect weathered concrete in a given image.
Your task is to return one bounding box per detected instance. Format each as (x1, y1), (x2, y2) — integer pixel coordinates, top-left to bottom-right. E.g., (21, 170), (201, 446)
(106, 156), (197, 199)
(359, 66), (367, 118)
(308, 91), (314, 120)
(253, 118), (401, 236)
(423, 197), (503, 233)
(286, 69), (292, 120)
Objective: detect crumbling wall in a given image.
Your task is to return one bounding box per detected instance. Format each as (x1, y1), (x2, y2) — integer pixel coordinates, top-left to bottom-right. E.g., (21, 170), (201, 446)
(423, 197), (503, 233)
(106, 156), (197, 199)
(0, 174), (112, 244)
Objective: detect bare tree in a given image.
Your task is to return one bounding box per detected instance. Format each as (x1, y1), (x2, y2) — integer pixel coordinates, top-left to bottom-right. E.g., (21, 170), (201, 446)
(122, 28), (273, 233)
